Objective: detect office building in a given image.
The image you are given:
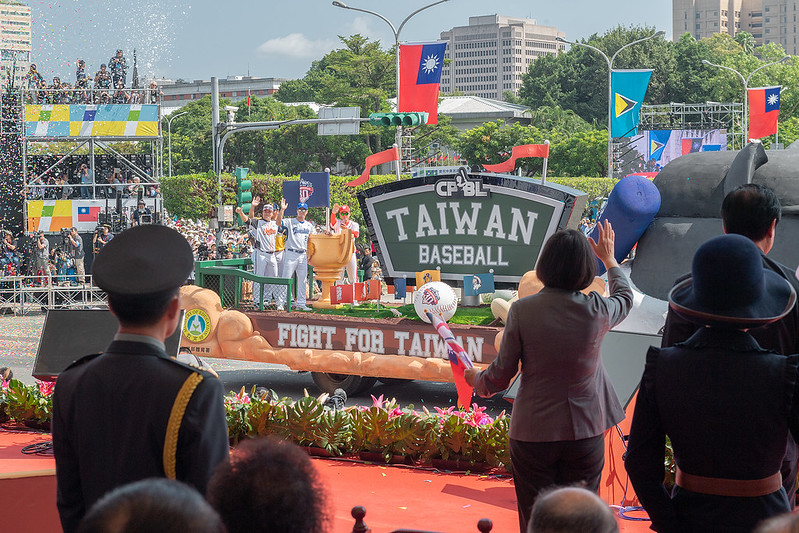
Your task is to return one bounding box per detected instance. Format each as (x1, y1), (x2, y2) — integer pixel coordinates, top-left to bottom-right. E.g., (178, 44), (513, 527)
(673, 0), (799, 55)
(157, 76), (286, 114)
(439, 14), (566, 100)
(0, 0), (31, 90)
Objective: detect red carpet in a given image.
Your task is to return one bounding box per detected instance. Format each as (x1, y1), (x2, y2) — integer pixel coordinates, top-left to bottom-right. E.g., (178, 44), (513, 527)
(0, 422), (653, 532)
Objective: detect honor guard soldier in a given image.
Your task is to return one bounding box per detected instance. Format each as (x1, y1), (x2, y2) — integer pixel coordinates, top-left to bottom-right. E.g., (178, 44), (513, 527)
(52, 225), (230, 533)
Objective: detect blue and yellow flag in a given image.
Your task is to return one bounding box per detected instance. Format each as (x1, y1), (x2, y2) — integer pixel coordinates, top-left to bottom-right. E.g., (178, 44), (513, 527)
(648, 130), (671, 161)
(610, 69), (652, 138)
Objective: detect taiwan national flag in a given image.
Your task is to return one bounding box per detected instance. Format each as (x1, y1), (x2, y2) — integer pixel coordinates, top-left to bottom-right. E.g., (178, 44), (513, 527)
(399, 41), (447, 125)
(77, 205), (100, 222)
(748, 86), (781, 139)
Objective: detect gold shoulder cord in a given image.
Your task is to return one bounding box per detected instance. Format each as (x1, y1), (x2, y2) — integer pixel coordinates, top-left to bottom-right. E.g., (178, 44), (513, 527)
(163, 373), (204, 479)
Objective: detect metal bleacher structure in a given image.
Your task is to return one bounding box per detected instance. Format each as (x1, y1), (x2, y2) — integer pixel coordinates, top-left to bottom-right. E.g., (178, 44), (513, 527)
(0, 87), (166, 313)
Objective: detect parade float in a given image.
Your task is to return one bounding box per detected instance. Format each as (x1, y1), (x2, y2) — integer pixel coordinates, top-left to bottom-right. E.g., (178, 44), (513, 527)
(180, 169), (589, 395)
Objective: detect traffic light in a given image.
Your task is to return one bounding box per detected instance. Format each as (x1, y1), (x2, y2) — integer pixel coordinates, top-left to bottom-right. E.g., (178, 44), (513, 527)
(368, 112), (428, 127)
(235, 167), (252, 218)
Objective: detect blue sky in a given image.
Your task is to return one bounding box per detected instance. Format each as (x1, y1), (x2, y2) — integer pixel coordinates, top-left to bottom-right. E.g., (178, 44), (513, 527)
(30, 0), (672, 83)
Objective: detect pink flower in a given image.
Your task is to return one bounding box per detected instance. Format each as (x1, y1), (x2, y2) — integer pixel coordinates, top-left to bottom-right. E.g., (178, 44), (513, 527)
(371, 394), (384, 408)
(388, 407), (403, 419)
(37, 380), (55, 397)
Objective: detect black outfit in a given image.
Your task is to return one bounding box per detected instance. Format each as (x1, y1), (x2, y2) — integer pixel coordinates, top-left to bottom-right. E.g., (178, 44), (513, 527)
(626, 328), (799, 533)
(52, 339), (230, 533)
(109, 55), (127, 86)
(359, 253), (374, 280)
(661, 253), (799, 502)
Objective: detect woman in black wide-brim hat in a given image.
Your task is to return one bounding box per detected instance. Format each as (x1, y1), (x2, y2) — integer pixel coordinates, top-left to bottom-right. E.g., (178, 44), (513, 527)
(626, 234), (798, 533)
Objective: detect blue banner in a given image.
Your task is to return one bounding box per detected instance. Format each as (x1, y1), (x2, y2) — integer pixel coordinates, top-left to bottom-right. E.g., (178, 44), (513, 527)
(463, 273), (495, 296)
(610, 70), (652, 138)
(648, 130), (671, 161)
(394, 278), (407, 299)
(281, 172), (330, 216)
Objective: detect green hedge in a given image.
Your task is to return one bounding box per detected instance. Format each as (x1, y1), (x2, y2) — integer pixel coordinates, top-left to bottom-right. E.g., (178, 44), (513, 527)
(160, 173), (618, 228)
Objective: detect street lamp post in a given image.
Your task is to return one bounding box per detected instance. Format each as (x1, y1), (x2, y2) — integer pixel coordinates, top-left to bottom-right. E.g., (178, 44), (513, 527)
(164, 111), (188, 178)
(332, 0), (449, 170)
(557, 31), (664, 179)
(701, 56), (789, 147)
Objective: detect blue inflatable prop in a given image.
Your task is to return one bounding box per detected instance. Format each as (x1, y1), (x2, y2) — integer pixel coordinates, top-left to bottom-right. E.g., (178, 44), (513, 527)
(588, 175), (661, 276)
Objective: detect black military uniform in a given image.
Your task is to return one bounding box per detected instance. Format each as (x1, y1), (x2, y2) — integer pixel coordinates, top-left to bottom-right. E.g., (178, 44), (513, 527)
(52, 225), (230, 533)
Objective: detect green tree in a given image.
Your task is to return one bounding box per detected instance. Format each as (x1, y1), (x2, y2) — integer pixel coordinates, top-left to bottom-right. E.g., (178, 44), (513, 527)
(735, 31), (755, 54)
(519, 26), (674, 125)
(549, 129), (608, 177)
(456, 121), (547, 175)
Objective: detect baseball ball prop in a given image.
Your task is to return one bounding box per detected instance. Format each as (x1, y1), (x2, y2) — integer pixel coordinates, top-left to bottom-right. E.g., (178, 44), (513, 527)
(414, 281), (458, 323)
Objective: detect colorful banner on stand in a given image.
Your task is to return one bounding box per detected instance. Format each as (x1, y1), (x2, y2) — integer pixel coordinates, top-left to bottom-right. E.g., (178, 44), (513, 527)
(26, 198), (156, 232)
(24, 104), (160, 138)
(463, 273), (495, 296)
(610, 69), (652, 137)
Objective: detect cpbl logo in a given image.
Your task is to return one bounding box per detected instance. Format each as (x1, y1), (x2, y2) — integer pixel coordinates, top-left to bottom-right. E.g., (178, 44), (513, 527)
(422, 287), (440, 306)
(299, 178), (314, 203)
(434, 168), (489, 198)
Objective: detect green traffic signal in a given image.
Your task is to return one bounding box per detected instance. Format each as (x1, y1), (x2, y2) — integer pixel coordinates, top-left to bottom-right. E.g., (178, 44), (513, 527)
(235, 167), (252, 216)
(368, 112), (428, 127)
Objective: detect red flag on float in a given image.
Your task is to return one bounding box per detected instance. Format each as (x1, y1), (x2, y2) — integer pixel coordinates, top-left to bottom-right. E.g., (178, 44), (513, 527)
(483, 143), (550, 173)
(399, 41), (447, 125)
(330, 284), (354, 305)
(427, 312), (474, 410)
(748, 86), (781, 139)
(346, 147), (400, 187)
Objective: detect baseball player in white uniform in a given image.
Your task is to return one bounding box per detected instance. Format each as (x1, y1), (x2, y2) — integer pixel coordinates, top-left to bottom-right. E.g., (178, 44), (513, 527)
(277, 198), (315, 311)
(236, 196), (281, 306)
(330, 203), (360, 283)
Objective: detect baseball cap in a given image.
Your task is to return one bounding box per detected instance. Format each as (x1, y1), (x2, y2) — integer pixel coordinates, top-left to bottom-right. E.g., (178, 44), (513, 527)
(272, 203), (280, 211)
(339, 205), (350, 214)
(262, 203), (274, 211)
(297, 202), (308, 210)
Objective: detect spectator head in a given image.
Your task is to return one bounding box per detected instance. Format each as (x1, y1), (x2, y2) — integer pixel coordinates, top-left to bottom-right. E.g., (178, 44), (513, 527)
(29, 63), (36, 71)
(529, 486), (618, 533)
(207, 437), (328, 533)
(77, 59), (84, 67)
(535, 229), (597, 291)
(100, 63), (107, 70)
(754, 512), (799, 533)
(339, 205), (350, 216)
(78, 478), (226, 533)
(116, 49), (123, 57)
(721, 184), (781, 247)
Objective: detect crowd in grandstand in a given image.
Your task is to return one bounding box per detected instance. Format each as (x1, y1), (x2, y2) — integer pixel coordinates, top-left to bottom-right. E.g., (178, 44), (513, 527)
(20, 50), (162, 104)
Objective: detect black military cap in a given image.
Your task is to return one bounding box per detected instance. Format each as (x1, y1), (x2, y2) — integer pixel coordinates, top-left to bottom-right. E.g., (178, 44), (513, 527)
(93, 225), (193, 296)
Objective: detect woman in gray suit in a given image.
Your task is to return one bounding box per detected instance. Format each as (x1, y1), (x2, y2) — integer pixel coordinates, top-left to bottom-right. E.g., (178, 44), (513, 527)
(466, 220), (633, 532)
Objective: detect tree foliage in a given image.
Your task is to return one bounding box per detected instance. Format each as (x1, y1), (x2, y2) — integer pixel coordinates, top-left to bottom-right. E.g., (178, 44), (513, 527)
(519, 25), (799, 127)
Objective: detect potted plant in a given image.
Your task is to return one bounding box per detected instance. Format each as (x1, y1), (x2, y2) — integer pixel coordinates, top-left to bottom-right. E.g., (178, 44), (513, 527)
(5, 379), (53, 431)
(224, 386), (253, 445)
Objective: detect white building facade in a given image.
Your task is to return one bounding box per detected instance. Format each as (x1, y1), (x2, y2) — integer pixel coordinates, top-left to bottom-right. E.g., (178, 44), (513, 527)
(439, 14), (566, 100)
(0, 0), (31, 90)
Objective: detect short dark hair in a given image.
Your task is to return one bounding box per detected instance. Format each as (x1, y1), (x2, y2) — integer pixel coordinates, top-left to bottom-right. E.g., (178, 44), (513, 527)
(107, 288), (177, 327)
(207, 437), (328, 533)
(535, 230), (596, 291)
(721, 184), (781, 241)
(78, 478), (226, 533)
(529, 486), (618, 533)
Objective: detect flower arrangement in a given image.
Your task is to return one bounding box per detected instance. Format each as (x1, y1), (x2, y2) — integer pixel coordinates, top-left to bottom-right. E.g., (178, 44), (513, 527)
(230, 387), (512, 470)
(4, 379), (54, 430)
